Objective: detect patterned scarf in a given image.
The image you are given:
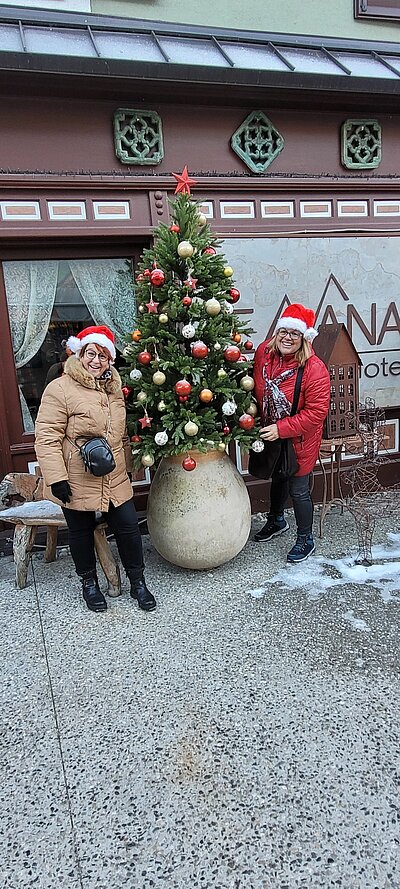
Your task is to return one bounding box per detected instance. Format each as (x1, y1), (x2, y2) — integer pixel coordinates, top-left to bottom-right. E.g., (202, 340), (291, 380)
(262, 366), (296, 423)
(98, 367), (113, 383)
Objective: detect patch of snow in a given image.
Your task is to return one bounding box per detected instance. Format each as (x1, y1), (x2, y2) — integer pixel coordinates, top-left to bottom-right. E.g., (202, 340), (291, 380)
(342, 610), (371, 632)
(0, 500), (63, 519)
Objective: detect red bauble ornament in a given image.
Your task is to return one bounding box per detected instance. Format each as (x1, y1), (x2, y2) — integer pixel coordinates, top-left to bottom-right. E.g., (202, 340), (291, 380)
(122, 386), (132, 398)
(224, 345), (241, 363)
(150, 268), (165, 287)
(137, 351), (152, 366)
(143, 269), (151, 278)
(223, 425), (230, 435)
(191, 341), (209, 359)
(244, 340), (254, 351)
(179, 395), (189, 403)
(239, 413), (255, 430)
(175, 379), (192, 396)
(182, 456), (197, 472)
(170, 224), (180, 233)
(130, 434), (142, 442)
(203, 246), (216, 256)
(229, 287), (240, 303)
(182, 295), (192, 306)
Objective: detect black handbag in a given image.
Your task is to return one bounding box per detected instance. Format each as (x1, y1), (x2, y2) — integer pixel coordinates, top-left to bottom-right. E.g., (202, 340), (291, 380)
(76, 436), (116, 477)
(248, 366), (304, 481)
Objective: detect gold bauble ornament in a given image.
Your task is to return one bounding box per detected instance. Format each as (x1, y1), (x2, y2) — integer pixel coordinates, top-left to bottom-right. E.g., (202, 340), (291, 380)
(223, 266), (234, 277)
(141, 454), (155, 468)
(177, 240), (194, 259)
(157, 400), (166, 411)
(199, 388), (213, 403)
(218, 441), (227, 452)
(184, 420), (199, 437)
(137, 391), (147, 403)
(205, 298), (221, 317)
(153, 371), (166, 386)
(217, 368), (227, 378)
(131, 329), (142, 342)
(247, 402), (258, 417)
(158, 313), (169, 324)
(240, 375), (255, 392)
(198, 213), (207, 226)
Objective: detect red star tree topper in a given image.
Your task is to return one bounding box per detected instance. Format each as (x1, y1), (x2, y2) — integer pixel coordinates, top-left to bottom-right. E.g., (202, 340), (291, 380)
(172, 165), (197, 195)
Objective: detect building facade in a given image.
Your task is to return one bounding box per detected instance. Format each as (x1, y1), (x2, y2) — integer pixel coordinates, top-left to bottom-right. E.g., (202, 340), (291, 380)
(0, 0), (399, 508)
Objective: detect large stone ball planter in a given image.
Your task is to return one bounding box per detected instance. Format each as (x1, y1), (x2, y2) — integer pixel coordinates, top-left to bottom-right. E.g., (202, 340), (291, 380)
(147, 449), (251, 570)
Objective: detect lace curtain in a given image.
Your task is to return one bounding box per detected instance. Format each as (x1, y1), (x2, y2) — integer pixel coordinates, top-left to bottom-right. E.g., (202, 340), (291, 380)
(3, 261), (59, 369)
(69, 259), (136, 350)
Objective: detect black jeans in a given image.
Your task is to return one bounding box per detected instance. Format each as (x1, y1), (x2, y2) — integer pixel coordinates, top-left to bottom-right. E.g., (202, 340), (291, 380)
(62, 498), (144, 581)
(270, 473), (313, 537)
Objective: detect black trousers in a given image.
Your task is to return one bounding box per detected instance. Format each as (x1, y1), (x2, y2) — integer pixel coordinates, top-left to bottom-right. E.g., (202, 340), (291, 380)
(270, 473), (314, 536)
(62, 498), (144, 581)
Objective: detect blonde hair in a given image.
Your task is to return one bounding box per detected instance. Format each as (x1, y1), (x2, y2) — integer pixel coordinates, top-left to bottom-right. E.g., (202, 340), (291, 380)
(267, 333), (312, 367)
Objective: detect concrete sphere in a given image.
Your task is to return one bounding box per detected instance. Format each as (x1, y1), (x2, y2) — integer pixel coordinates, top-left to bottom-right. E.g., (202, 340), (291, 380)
(147, 450), (251, 569)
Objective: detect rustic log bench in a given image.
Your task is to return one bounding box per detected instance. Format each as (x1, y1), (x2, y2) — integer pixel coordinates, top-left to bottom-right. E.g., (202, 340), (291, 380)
(0, 472), (121, 595)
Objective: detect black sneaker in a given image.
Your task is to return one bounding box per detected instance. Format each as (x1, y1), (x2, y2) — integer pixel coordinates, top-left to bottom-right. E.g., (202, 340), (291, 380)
(287, 534), (315, 563)
(254, 517), (289, 542)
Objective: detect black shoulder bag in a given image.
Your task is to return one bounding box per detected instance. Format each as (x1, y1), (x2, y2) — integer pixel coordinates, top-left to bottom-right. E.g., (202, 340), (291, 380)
(76, 436), (116, 477)
(248, 365), (304, 481)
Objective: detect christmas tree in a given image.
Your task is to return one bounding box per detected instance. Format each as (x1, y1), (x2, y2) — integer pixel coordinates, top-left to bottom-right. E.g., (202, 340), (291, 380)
(121, 168), (261, 473)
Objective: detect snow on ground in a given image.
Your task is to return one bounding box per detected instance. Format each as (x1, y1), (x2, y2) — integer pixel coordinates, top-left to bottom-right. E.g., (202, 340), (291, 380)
(246, 533), (400, 631)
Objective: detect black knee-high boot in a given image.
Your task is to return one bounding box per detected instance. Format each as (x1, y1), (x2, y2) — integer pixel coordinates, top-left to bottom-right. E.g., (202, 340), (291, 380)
(127, 571), (156, 612)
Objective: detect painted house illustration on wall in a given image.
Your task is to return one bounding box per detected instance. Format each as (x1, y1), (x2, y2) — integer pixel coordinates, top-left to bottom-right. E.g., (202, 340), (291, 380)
(313, 323), (362, 439)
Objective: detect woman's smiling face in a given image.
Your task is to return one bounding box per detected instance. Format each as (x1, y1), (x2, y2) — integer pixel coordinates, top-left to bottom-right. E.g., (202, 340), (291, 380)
(276, 327), (303, 356)
(80, 344), (111, 378)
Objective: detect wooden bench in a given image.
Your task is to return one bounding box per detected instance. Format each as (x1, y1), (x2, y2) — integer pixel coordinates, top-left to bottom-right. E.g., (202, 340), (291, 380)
(0, 472), (121, 595)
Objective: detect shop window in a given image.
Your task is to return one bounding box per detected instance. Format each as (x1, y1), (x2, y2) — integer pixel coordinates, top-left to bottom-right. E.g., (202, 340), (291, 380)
(3, 258), (135, 431)
(355, 1), (400, 21)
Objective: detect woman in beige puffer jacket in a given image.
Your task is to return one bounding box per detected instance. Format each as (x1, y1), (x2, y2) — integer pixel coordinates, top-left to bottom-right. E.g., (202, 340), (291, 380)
(35, 325), (156, 614)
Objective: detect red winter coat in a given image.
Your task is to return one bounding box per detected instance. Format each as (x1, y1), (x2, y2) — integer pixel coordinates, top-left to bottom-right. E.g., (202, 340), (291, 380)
(253, 343), (330, 476)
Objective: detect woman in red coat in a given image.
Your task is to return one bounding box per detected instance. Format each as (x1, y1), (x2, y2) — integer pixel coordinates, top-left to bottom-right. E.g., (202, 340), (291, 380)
(252, 304), (330, 563)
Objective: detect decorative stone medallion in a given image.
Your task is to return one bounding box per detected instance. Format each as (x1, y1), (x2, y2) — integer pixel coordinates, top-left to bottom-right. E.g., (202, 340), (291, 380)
(114, 109), (164, 165)
(341, 119), (382, 170)
(231, 111), (284, 173)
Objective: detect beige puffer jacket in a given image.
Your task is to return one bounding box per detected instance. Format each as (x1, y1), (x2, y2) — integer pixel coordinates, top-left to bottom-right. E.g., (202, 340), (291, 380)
(35, 356), (133, 511)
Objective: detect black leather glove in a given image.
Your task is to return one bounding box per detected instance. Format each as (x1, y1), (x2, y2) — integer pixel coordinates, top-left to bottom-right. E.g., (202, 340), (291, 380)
(51, 480), (72, 504)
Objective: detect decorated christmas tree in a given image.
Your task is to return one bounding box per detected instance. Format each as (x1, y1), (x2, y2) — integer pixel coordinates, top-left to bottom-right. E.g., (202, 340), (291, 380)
(121, 168), (262, 473)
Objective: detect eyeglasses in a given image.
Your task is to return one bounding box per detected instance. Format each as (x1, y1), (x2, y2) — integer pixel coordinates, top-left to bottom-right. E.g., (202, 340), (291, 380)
(84, 349), (110, 363)
(277, 328), (302, 340)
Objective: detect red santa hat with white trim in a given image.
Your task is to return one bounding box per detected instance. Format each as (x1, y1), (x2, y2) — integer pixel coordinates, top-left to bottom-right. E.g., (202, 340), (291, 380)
(66, 325), (116, 361)
(274, 303), (318, 342)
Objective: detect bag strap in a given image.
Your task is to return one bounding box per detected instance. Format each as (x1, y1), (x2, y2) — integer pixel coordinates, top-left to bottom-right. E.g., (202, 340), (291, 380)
(290, 366), (304, 417)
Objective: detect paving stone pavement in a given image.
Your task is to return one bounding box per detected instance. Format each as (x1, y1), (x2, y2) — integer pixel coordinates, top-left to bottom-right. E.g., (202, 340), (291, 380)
(0, 505), (399, 889)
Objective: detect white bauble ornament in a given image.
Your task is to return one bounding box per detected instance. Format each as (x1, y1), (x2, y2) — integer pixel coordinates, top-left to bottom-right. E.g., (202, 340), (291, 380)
(177, 240), (194, 259)
(198, 213), (207, 226)
(222, 300), (234, 315)
(240, 375), (255, 392)
(251, 440), (265, 453)
(153, 370), (166, 386)
(222, 400), (236, 416)
(184, 420), (199, 437)
(137, 391), (147, 403)
(155, 431), (169, 446)
(158, 313), (169, 324)
(247, 402), (258, 417)
(182, 323), (196, 339)
(157, 400), (166, 412)
(129, 368), (142, 381)
(217, 368), (227, 379)
(141, 454), (155, 468)
(205, 298), (221, 317)
(214, 342), (222, 351)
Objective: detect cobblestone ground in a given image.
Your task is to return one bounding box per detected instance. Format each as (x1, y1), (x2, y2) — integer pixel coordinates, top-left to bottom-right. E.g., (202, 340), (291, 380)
(0, 505), (399, 889)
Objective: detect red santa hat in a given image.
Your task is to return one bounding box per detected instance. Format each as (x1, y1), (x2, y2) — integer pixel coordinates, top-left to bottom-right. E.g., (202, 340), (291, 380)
(274, 304), (318, 342)
(66, 325), (116, 361)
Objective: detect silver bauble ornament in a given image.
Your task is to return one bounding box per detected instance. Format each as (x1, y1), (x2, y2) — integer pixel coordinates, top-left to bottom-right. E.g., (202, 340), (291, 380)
(214, 342), (222, 351)
(184, 420), (199, 437)
(153, 370), (166, 386)
(157, 400), (166, 412)
(182, 323), (196, 339)
(217, 368), (227, 378)
(154, 431), (168, 446)
(251, 440), (265, 453)
(129, 368), (142, 381)
(222, 400), (236, 416)
(136, 390), (147, 403)
(222, 300), (234, 315)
